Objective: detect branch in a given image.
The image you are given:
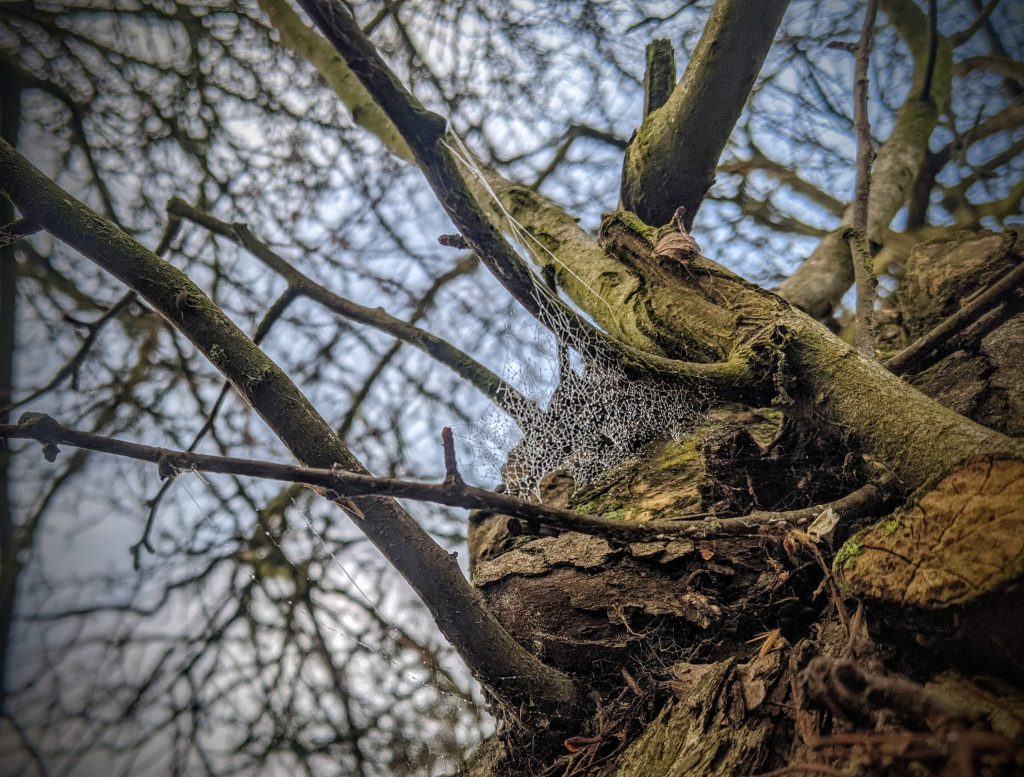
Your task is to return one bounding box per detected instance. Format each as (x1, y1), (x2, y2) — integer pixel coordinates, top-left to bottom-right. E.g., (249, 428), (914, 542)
(642, 39), (675, 118)
(954, 54), (1024, 83)
(718, 146), (846, 217)
(906, 102), (1024, 228)
(848, 0), (880, 356)
(256, 0), (666, 357)
(950, 0), (1001, 47)
(0, 139), (582, 724)
(164, 198), (536, 421)
(256, 0), (415, 162)
(778, 0), (952, 318)
(920, 0), (939, 103)
(132, 285), (300, 567)
(620, 0), (791, 229)
(292, 0), (752, 394)
(2, 291), (135, 414)
(0, 216), (40, 248)
(530, 124), (627, 189)
(886, 258), (1024, 376)
(3, 413), (894, 543)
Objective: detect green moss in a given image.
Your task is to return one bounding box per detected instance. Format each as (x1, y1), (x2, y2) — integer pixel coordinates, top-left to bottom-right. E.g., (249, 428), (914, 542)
(834, 538), (864, 571)
(608, 210), (657, 242)
(653, 437), (701, 469)
(879, 518), (902, 536)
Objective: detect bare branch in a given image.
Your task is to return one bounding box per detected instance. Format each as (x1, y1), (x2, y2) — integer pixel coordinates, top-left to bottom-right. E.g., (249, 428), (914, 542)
(131, 285), (300, 568)
(954, 54), (1024, 83)
(950, 0), (1001, 47)
(0, 138), (582, 724)
(718, 145), (846, 217)
(165, 197), (537, 421)
(3, 413), (894, 543)
(778, 0), (952, 318)
(920, 0), (939, 103)
(848, 0), (880, 356)
(2, 291), (135, 414)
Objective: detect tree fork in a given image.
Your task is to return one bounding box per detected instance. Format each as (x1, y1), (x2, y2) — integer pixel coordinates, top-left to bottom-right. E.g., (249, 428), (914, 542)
(620, 0), (791, 230)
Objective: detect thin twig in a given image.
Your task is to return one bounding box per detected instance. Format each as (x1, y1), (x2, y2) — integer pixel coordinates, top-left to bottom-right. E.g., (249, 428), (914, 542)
(0, 216), (40, 248)
(848, 0), (880, 357)
(2, 291), (135, 414)
(921, 0), (939, 102)
(166, 197), (537, 421)
(440, 426), (463, 486)
(0, 209), (182, 415)
(4, 414), (894, 544)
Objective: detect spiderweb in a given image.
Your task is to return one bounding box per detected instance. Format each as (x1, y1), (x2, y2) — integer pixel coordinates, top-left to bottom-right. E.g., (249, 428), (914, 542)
(442, 128), (712, 498)
(469, 303), (710, 498)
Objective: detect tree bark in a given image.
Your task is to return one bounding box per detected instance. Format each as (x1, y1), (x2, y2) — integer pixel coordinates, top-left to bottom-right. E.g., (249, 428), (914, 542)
(620, 0), (791, 229)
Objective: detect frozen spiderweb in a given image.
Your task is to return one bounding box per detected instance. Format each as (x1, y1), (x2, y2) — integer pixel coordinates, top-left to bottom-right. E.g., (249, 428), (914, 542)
(442, 125), (711, 498)
(470, 298), (711, 498)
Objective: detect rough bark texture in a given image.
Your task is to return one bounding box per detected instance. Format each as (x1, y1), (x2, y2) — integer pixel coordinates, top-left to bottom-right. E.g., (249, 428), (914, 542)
(463, 228), (1024, 776)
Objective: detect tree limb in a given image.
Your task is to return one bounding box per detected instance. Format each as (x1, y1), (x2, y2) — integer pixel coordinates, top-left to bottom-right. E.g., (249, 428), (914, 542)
(0, 138), (583, 724)
(3, 413), (894, 543)
(778, 0), (952, 318)
(256, 0), (414, 163)
(848, 0), (880, 356)
(642, 39), (675, 118)
(165, 197), (536, 421)
(620, 0), (791, 229)
(292, 0), (755, 394)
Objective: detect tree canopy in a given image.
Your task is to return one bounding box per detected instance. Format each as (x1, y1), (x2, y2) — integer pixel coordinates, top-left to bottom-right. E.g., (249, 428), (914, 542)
(1, 1), (1023, 775)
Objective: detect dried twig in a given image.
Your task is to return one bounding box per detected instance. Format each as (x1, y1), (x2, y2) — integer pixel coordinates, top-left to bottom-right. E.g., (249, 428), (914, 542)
(4, 413), (893, 544)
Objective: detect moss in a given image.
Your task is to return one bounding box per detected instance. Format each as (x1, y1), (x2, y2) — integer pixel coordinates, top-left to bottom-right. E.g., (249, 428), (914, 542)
(208, 344), (224, 365)
(653, 436), (701, 469)
(607, 210), (657, 242)
(834, 537), (864, 571)
(879, 518), (902, 536)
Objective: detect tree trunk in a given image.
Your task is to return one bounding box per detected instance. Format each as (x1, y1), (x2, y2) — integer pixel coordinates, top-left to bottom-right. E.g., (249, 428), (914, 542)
(464, 228), (1024, 776)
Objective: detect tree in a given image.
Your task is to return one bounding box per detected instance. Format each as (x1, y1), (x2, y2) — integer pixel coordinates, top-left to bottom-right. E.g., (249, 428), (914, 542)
(0, 0), (1022, 774)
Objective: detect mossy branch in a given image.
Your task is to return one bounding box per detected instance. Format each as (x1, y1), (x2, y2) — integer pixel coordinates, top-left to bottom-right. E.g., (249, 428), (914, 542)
(620, 0), (791, 229)
(778, 0), (953, 318)
(292, 0), (756, 396)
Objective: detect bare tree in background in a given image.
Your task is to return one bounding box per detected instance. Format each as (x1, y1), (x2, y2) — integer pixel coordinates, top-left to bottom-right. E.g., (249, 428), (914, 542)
(0, 1), (1023, 775)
